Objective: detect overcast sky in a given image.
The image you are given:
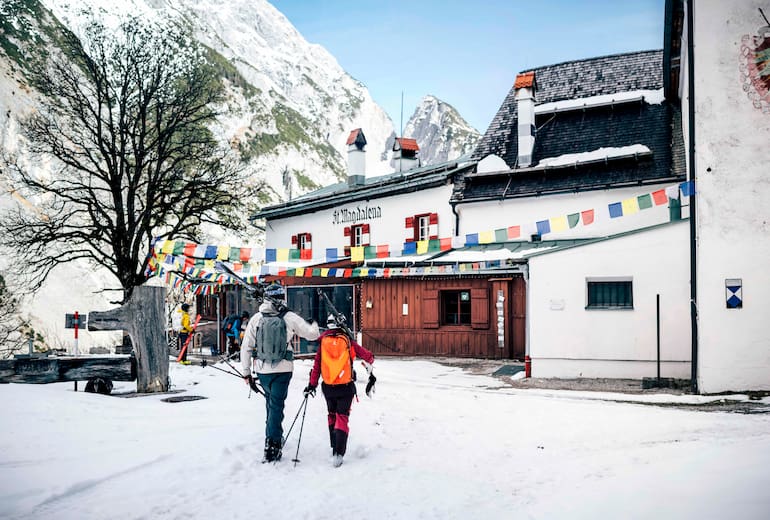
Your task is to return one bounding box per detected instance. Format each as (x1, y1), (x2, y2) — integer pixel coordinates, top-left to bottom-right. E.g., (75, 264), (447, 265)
(271, 0), (666, 133)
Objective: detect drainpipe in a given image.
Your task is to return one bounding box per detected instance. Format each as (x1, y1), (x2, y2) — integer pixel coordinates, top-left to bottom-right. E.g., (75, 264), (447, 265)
(686, 0), (699, 394)
(451, 201), (461, 238)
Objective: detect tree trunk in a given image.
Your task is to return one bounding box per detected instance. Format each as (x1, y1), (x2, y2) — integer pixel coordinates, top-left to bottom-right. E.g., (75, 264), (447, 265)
(88, 285), (168, 392)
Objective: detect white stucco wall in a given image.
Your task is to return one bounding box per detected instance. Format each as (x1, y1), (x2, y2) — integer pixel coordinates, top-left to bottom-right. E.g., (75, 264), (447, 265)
(264, 183), (455, 256)
(691, 0), (770, 392)
(527, 221), (691, 379)
(458, 182), (682, 241)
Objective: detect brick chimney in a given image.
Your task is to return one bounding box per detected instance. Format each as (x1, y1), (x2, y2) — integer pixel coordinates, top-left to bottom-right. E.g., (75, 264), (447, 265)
(393, 137), (420, 172)
(346, 128), (366, 186)
(514, 71), (536, 167)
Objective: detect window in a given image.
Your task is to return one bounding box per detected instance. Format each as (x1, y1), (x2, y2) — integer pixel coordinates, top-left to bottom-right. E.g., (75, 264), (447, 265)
(345, 224), (370, 247)
(291, 233), (312, 250)
(405, 213), (438, 242)
(586, 278), (633, 309)
(441, 290), (471, 325)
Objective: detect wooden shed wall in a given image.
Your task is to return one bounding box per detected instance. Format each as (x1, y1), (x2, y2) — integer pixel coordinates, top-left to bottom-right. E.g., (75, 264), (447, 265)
(360, 275), (525, 359)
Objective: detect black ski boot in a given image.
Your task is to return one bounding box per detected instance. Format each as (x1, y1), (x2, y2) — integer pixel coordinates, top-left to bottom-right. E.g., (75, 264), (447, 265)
(262, 438), (282, 463)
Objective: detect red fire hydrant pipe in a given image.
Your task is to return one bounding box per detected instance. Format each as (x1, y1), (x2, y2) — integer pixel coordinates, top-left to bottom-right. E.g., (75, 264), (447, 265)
(524, 355), (531, 378)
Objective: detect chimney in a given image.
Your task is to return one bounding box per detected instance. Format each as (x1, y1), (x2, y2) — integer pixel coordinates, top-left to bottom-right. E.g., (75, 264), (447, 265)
(346, 128), (366, 186)
(514, 71), (536, 167)
(393, 137), (420, 172)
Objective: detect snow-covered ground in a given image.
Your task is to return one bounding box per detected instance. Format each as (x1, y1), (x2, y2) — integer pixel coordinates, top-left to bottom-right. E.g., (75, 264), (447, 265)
(1, 358), (769, 519)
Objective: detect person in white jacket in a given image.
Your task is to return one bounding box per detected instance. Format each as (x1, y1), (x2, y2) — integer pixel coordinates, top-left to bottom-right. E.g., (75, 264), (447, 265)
(240, 283), (319, 462)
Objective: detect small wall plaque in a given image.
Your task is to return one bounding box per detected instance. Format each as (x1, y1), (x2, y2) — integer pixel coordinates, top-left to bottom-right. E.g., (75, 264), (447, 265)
(725, 278), (743, 309)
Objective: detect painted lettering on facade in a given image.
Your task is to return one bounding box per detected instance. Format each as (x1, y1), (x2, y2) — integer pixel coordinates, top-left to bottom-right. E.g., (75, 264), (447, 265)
(332, 205), (382, 225)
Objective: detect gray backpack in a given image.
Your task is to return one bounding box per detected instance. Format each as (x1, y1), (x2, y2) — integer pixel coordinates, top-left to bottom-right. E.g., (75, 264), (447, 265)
(254, 310), (290, 363)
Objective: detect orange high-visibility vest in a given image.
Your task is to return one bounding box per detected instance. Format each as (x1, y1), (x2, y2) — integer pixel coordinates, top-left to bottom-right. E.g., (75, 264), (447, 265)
(320, 333), (356, 385)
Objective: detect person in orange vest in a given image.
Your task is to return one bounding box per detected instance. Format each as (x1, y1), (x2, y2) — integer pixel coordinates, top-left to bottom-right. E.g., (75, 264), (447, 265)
(304, 314), (375, 467)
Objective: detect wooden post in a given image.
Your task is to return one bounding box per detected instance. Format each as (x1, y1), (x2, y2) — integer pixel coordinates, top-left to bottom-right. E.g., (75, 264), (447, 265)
(88, 285), (168, 393)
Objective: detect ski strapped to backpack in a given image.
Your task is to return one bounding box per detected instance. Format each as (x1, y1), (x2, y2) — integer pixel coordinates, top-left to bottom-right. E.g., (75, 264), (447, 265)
(253, 308), (291, 363)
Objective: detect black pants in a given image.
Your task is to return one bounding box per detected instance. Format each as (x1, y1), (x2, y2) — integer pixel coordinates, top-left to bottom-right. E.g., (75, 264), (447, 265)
(322, 382), (356, 456)
(178, 332), (189, 361)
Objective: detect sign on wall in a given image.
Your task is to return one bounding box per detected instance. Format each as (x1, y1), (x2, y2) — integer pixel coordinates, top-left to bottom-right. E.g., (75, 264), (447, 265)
(725, 278), (743, 309)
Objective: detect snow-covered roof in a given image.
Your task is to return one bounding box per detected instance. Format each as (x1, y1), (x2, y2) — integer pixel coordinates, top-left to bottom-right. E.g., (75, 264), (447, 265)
(534, 88), (665, 114)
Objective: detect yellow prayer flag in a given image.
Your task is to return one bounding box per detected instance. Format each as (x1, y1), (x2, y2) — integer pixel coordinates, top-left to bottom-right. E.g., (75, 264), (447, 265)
(277, 249), (290, 262)
(161, 240), (175, 254)
(320, 268), (329, 277)
(351, 246), (364, 262)
(217, 246), (230, 260)
(204, 260), (215, 269)
(479, 230), (495, 244)
(550, 216), (568, 232)
(416, 240), (429, 254)
(622, 197), (639, 215)
(295, 268), (305, 277)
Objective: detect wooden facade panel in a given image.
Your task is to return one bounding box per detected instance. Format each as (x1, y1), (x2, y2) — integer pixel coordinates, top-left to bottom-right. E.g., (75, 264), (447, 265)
(358, 275), (525, 359)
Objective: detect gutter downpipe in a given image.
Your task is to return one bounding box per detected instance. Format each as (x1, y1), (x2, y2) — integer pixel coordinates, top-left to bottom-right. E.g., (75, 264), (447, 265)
(687, 0), (699, 394)
(451, 201), (461, 239)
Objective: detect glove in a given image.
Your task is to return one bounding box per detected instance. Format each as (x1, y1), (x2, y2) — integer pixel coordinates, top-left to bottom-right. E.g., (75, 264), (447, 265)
(303, 384), (316, 398)
(365, 373), (376, 397)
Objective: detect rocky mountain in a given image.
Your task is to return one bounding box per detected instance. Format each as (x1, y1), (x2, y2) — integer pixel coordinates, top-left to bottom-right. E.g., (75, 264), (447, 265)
(0, 0), (481, 351)
(402, 95), (480, 166)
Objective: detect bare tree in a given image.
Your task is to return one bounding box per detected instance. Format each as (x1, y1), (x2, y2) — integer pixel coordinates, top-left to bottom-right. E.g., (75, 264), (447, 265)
(0, 273), (25, 357)
(0, 15), (259, 302)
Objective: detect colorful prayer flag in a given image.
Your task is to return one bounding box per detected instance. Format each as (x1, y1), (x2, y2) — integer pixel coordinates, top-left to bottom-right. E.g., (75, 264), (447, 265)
(536, 220), (551, 235)
(621, 197), (639, 215)
(651, 189), (667, 205)
(550, 216), (568, 232)
(608, 202), (623, 218)
(637, 194), (653, 210)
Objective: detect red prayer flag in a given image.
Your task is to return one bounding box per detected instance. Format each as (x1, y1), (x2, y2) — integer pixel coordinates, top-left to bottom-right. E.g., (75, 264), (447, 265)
(507, 225), (521, 239)
(240, 248), (252, 262)
(651, 189), (667, 205)
(581, 209), (595, 225)
(376, 245), (389, 258)
(440, 237), (452, 250)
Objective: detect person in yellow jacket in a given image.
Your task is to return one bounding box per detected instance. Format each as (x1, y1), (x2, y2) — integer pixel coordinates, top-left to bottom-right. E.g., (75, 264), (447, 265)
(177, 303), (193, 363)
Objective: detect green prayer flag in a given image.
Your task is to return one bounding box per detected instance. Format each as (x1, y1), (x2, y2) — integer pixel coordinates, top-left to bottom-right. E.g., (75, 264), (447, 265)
(494, 228), (507, 242)
(637, 194), (653, 210)
(568, 213), (580, 228)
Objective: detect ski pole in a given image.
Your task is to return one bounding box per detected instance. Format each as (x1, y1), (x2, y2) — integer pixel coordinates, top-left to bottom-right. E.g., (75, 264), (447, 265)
(291, 396), (310, 467)
(282, 394), (309, 448)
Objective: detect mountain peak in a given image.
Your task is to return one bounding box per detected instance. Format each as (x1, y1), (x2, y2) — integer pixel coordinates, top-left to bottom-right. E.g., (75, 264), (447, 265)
(402, 95), (480, 165)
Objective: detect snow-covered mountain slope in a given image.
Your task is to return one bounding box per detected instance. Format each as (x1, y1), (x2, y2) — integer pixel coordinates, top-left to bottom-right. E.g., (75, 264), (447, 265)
(403, 95), (480, 165)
